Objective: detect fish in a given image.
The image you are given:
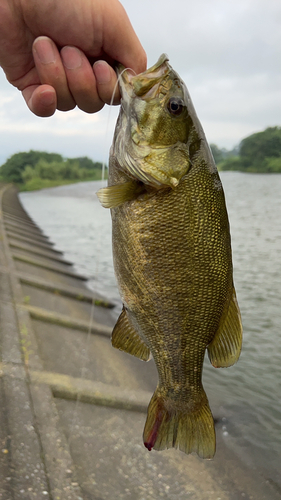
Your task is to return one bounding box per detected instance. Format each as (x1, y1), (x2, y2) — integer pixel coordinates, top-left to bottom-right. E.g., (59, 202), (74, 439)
(97, 54), (242, 459)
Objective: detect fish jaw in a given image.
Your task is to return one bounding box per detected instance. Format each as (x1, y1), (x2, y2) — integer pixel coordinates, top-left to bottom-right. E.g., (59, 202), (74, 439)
(112, 54), (191, 189)
(116, 54), (171, 106)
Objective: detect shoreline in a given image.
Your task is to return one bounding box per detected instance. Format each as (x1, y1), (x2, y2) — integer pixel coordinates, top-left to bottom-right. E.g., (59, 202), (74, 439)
(17, 180), (281, 499)
(18, 175), (107, 192)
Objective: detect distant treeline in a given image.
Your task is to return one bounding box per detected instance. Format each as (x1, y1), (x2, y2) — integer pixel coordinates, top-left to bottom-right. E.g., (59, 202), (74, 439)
(1, 126), (280, 191)
(0, 150), (106, 191)
(210, 126), (281, 173)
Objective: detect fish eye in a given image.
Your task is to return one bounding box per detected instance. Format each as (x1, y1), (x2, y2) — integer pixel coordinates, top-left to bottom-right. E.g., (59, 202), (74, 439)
(167, 97), (184, 116)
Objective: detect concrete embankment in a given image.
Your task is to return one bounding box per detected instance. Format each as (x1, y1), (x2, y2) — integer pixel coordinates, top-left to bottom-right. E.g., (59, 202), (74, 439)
(0, 184), (278, 500)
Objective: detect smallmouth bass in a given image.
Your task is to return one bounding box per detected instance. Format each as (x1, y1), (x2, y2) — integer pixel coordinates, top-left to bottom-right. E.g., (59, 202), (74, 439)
(97, 54), (242, 459)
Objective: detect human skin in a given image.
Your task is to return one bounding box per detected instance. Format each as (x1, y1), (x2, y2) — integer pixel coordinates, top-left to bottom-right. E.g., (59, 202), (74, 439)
(0, 0), (147, 116)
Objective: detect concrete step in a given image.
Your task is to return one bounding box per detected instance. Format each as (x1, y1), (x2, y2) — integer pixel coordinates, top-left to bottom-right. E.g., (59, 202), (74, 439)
(6, 231), (61, 251)
(12, 251), (88, 280)
(10, 240), (73, 265)
(21, 303), (112, 336)
(16, 271), (114, 307)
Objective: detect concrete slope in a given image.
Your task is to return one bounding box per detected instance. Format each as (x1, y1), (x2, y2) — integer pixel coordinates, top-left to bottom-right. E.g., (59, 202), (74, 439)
(0, 184), (278, 500)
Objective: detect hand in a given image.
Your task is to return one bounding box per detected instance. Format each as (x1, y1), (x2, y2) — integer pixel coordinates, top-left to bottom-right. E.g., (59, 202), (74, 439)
(0, 0), (146, 117)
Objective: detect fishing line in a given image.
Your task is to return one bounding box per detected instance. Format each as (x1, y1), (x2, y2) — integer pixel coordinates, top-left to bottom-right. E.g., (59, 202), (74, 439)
(68, 66), (136, 450)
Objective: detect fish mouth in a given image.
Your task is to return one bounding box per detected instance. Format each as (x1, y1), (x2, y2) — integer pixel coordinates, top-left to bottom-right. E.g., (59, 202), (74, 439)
(113, 54), (192, 190)
(117, 54), (171, 102)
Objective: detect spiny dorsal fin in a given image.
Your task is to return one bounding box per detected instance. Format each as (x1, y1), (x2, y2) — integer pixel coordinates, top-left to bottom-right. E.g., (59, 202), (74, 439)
(112, 306), (151, 361)
(96, 181), (144, 208)
(207, 286), (243, 368)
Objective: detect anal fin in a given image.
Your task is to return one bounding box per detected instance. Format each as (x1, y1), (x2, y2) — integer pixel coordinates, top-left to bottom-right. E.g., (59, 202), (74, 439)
(208, 286), (243, 368)
(112, 306), (150, 361)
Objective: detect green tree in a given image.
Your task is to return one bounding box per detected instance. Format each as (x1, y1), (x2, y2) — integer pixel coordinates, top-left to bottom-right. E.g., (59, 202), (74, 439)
(68, 156), (103, 171)
(218, 157), (243, 171)
(34, 159), (60, 180)
(210, 144), (240, 165)
(264, 156), (281, 173)
(210, 144), (224, 164)
(240, 126), (281, 171)
(0, 150), (107, 190)
(60, 161), (82, 179)
(21, 165), (35, 183)
(0, 150), (63, 183)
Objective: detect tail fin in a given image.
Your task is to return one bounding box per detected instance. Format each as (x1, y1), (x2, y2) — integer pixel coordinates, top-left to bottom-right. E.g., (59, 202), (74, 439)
(143, 388), (215, 459)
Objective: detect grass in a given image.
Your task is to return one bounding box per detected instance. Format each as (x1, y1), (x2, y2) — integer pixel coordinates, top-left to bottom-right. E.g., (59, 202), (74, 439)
(18, 174), (107, 192)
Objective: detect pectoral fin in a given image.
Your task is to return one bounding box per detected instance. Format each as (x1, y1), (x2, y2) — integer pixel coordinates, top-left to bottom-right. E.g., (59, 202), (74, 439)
(96, 181), (144, 208)
(207, 286), (242, 368)
(112, 306), (151, 361)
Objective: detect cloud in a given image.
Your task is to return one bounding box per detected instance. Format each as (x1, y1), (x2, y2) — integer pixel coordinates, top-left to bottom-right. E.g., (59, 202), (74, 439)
(123, 0), (281, 77)
(188, 72), (281, 147)
(0, 72), (119, 163)
(0, 0), (280, 162)
(121, 0), (281, 148)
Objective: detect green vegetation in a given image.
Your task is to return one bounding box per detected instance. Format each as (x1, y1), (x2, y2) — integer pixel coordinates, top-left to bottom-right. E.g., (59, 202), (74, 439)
(211, 126), (281, 173)
(209, 144), (239, 165)
(1, 126), (280, 188)
(0, 150), (106, 190)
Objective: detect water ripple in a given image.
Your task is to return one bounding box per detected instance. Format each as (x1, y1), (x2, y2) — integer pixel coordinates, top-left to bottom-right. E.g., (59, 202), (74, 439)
(20, 172), (281, 477)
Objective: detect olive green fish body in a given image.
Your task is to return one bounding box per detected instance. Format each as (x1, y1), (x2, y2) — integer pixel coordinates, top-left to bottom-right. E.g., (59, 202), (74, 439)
(97, 55), (242, 458)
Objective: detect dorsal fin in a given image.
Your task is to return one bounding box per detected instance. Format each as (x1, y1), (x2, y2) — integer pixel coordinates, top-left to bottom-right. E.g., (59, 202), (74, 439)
(207, 286), (242, 368)
(112, 306), (151, 361)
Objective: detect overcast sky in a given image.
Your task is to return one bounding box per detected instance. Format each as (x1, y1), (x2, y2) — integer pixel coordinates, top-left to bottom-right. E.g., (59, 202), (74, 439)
(0, 0), (280, 165)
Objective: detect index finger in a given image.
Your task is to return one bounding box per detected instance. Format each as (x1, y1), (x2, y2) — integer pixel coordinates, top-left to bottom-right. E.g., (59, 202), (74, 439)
(101, 1), (147, 74)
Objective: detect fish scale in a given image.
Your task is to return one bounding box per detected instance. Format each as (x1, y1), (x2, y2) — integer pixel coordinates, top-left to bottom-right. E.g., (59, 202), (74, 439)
(97, 54), (242, 458)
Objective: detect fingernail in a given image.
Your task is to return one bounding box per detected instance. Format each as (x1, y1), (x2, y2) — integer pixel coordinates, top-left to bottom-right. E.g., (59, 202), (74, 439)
(94, 61), (111, 84)
(61, 46), (82, 70)
(34, 37), (56, 64)
(39, 89), (56, 108)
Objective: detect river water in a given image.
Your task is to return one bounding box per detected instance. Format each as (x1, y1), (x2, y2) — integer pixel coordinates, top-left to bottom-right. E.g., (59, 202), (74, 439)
(20, 172), (281, 486)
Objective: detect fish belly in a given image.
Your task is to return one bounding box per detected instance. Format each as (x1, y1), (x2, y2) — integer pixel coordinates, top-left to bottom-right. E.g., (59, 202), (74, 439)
(111, 164), (232, 458)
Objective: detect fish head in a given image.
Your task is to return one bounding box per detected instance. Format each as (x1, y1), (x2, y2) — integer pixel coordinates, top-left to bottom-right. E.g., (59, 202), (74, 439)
(112, 54), (194, 189)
